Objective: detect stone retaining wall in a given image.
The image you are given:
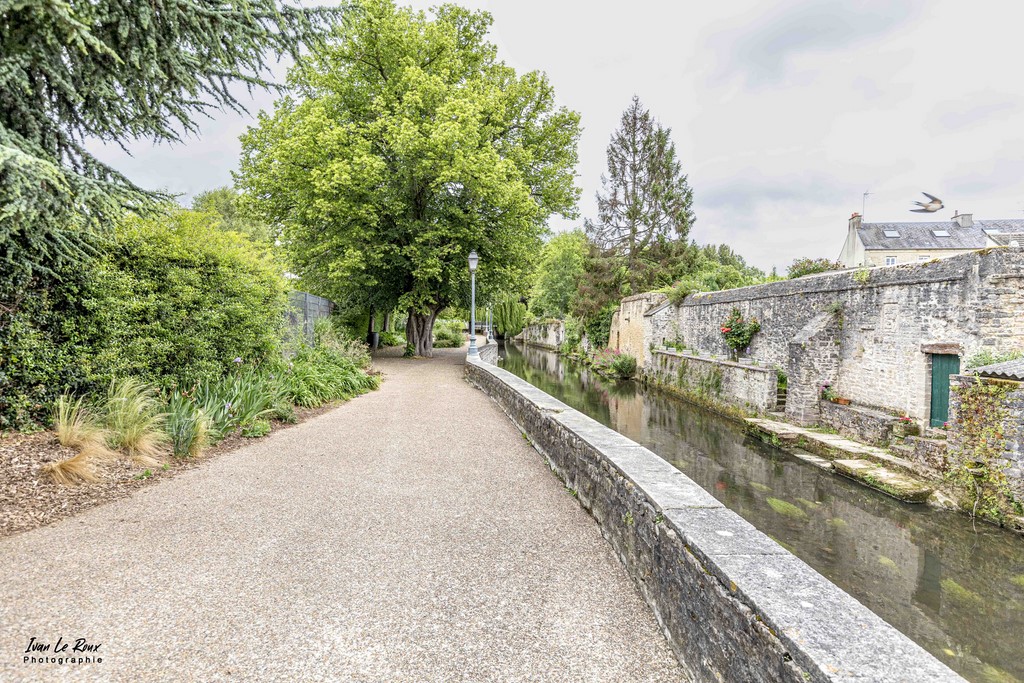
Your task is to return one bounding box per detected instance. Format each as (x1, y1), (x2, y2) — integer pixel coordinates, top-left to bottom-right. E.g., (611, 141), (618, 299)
(819, 401), (897, 447)
(465, 352), (961, 683)
(518, 321), (563, 350)
(615, 248), (1024, 424)
(646, 350), (777, 414)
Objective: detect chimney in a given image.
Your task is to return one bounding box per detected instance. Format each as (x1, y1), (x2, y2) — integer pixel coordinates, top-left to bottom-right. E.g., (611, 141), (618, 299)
(952, 212), (973, 228)
(849, 212), (862, 230)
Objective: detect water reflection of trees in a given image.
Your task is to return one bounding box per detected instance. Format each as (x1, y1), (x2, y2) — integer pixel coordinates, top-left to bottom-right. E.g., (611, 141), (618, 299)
(500, 342), (1024, 683)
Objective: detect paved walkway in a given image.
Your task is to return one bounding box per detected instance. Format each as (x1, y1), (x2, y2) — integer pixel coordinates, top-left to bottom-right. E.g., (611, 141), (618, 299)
(1, 345), (685, 682)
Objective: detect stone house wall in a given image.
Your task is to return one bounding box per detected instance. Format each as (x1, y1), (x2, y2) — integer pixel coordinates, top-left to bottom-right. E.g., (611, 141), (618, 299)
(518, 320), (564, 350)
(615, 248), (1024, 424)
(610, 292), (667, 368)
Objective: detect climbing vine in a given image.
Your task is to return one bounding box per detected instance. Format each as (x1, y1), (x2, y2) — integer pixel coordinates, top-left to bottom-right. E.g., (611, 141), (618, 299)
(947, 379), (1021, 523)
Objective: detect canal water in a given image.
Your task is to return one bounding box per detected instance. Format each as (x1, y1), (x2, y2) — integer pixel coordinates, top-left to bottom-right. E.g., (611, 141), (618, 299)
(500, 342), (1024, 683)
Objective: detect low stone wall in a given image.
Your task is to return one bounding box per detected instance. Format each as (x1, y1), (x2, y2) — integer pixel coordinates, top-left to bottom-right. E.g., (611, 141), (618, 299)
(519, 321), (564, 350)
(478, 339), (499, 364)
(464, 353), (960, 683)
(820, 401), (897, 447)
(645, 350), (777, 414)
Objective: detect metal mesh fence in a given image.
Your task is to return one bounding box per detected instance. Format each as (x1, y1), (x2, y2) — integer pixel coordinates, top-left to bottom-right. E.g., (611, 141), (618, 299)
(285, 291), (334, 347)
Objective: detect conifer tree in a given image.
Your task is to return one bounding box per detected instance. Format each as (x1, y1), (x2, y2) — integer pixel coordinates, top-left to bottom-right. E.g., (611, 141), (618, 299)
(0, 0), (340, 313)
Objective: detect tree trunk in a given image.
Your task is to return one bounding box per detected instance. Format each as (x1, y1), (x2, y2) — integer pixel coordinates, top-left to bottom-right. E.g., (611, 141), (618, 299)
(383, 310), (392, 333)
(367, 306), (378, 350)
(405, 305), (441, 357)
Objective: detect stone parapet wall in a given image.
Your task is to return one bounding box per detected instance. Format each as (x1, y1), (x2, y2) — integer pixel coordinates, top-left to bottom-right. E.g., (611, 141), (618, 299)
(464, 355), (961, 683)
(624, 248), (1024, 422)
(645, 350), (777, 414)
(478, 339), (499, 364)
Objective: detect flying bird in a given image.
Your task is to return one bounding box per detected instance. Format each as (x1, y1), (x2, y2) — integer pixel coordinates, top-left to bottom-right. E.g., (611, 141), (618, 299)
(910, 192), (944, 213)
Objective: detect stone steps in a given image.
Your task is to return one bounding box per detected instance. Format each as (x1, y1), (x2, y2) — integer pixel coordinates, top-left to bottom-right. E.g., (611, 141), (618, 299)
(832, 459), (934, 503)
(745, 418), (937, 504)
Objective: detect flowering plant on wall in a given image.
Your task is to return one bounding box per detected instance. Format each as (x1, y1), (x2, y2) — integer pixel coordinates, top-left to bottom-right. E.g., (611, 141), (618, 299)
(720, 308), (761, 361)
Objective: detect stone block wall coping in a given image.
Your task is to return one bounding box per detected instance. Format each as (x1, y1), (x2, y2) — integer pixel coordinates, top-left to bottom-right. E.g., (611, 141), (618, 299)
(920, 342), (963, 355)
(651, 348), (774, 375)
(465, 351), (961, 682)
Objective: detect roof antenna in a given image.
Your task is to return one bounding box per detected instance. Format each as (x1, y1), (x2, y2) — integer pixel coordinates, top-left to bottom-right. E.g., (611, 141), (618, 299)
(862, 190), (873, 218)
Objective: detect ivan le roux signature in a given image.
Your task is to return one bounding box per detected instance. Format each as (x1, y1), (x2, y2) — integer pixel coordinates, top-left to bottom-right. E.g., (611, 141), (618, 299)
(25, 637), (101, 654)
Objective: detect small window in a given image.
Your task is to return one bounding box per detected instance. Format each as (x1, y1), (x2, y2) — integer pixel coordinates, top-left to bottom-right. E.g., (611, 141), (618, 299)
(883, 230), (900, 238)
(885, 256), (897, 266)
(918, 255), (930, 261)
(932, 229), (950, 237)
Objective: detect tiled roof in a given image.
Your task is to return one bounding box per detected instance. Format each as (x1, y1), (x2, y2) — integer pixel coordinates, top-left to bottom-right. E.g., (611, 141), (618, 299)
(859, 219), (1024, 250)
(972, 359), (1024, 381)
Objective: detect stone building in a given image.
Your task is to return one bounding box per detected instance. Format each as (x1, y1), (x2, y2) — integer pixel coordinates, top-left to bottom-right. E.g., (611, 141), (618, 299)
(612, 247), (1024, 432)
(838, 212), (1024, 268)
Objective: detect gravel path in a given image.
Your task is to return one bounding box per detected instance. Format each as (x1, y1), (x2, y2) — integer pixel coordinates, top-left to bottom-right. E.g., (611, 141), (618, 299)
(0, 345), (686, 682)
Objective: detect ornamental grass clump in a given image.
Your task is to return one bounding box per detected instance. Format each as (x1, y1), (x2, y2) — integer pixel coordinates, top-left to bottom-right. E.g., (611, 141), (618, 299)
(103, 378), (168, 467)
(192, 368), (282, 441)
(45, 395), (117, 485)
(279, 347), (380, 408)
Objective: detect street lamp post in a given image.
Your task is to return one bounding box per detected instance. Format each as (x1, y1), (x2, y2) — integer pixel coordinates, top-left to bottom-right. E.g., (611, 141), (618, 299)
(487, 303), (494, 342)
(468, 250), (479, 358)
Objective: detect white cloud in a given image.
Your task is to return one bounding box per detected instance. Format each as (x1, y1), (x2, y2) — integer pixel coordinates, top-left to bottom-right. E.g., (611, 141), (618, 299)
(87, 0), (1024, 272)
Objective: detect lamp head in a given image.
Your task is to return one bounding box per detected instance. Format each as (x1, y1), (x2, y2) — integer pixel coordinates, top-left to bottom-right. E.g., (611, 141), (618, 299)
(468, 250), (479, 273)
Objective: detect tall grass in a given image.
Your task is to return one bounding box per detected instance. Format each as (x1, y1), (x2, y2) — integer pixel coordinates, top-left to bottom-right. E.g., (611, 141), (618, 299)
(165, 393), (211, 457)
(53, 394), (108, 451)
(192, 368), (283, 440)
(278, 347), (380, 408)
(104, 378), (167, 466)
(42, 446), (107, 485)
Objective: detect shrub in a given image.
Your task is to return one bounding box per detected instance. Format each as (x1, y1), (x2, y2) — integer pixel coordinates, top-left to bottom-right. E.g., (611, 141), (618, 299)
(787, 257), (843, 279)
(591, 349), (637, 379)
(314, 318), (372, 368)
(583, 302), (618, 350)
(432, 320), (465, 348)
(965, 349), (1024, 370)
(165, 393), (211, 457)
(379, 330), (405, 347)
(242, 419), (271, 438)
(103, 378), (167, 466)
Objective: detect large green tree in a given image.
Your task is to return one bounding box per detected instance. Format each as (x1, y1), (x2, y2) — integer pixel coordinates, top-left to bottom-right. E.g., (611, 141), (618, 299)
(0, 0), (339, 317)
(236, 0), (581, 356)
(585, 96), (695, 289)
(530, 230), (588, 319)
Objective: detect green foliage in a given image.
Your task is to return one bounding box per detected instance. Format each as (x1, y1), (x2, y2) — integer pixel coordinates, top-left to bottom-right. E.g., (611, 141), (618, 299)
(191, 368), (283, 440)
(720, 308), (761, 355)
(165, 393), (211, 458)
(787, 257), (843, 279)
(0, 0), (339, 312)
(586, 97), (695, 289)
(853, 268), (871, 285)
(242, 419), (272, 438)
(432, 320), (466, 348)
(192, 187), (275, 243)
(379, 331), (406, 347)
(494, 297), (527, 338)
(590, 350), (637, 379)
(103, 378), (167, 461)
(237, 0), (581, 356)
(947, 379), (1019, 522)
(558, 316), (584, 356)
(314, 319), (372, 369)
(530, 230), (588, 318)
(85, 209), (289, 388)
(583, 302), (618, 350)
(278, 347), (380, 408)
(965, 349), (1024, 370)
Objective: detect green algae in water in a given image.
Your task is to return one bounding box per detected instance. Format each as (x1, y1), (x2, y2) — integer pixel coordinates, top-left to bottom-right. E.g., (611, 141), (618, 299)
(796, 497), (821, 508)
(1012, 575), (1024, 589)
(749, 482), (772, 492)
(826, 517), (848, 529)
(878, 555), (900, 572)
(766, 497), (807, 519)
(941, 578), (984, 607)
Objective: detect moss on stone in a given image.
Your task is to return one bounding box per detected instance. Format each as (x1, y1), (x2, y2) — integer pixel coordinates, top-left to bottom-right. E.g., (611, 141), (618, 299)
(940, 578), (983, 607)
(766, 497), (807, 519)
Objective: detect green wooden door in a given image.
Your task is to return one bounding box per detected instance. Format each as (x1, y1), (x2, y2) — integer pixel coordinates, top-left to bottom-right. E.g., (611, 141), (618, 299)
(929, 354), (960, 427)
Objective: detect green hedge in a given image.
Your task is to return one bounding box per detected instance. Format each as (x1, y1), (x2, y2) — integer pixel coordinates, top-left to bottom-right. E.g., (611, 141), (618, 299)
(0, 208), (288, 430)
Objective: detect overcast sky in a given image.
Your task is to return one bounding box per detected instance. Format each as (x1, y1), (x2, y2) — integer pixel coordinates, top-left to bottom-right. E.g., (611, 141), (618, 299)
(88, 0), (1024, 272)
